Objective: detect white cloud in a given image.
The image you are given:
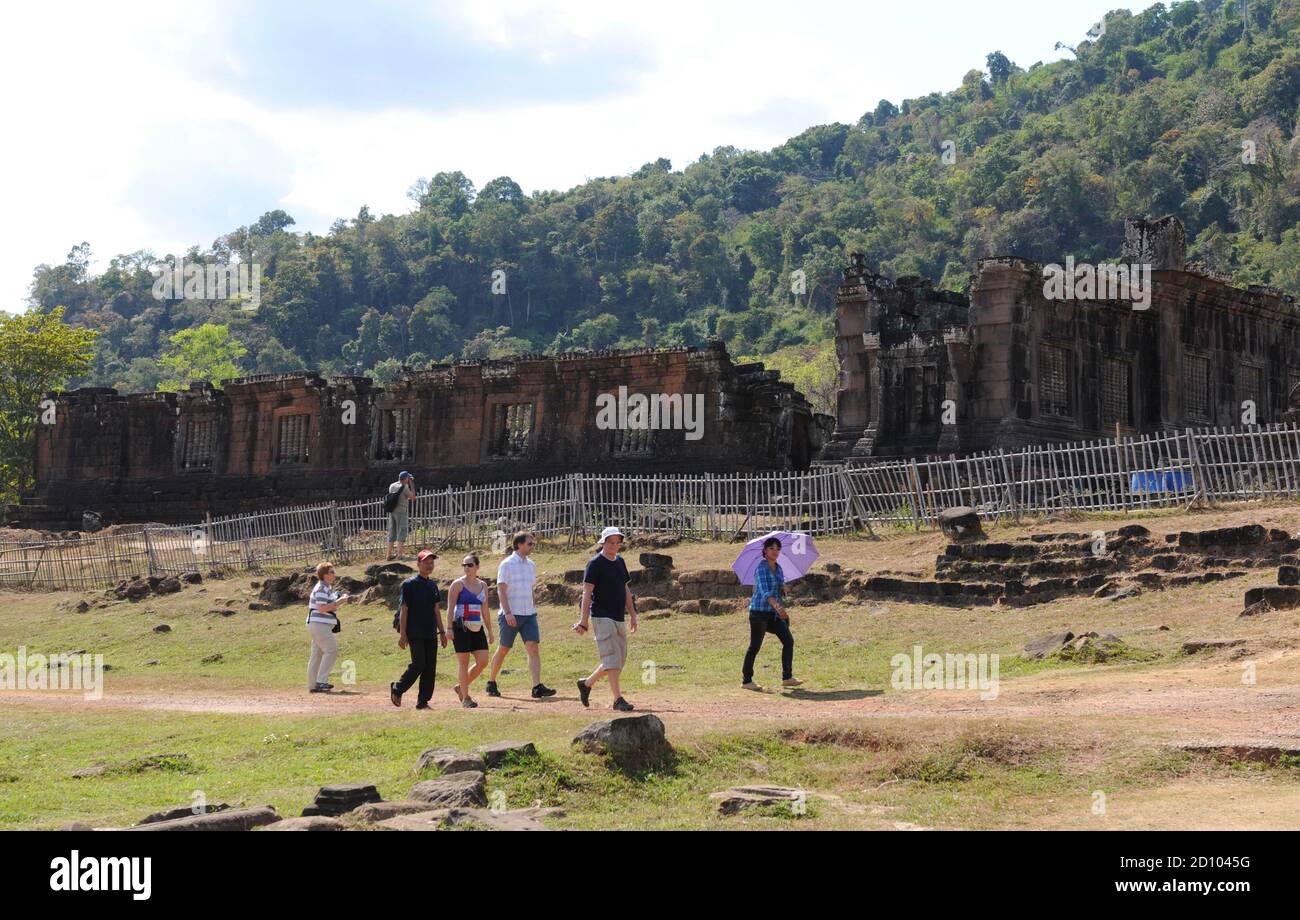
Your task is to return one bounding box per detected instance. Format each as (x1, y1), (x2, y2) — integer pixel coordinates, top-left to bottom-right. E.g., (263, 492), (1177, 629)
(0, 0), (1121, 313)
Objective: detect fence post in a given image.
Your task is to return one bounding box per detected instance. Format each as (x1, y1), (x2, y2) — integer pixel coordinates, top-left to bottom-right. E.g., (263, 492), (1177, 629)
(1186, 428), (1208, 507)
(705, 473), (718, 540)
(998, 448), (1020, 524)
(202, 509), (213, 574)
(143, 527), (158, 579)
(907, 459), (925, 530)
(567, 474), (581, 547)
(241, 515), (254, 570)
(836, 465), (875, 537)
(330, 501), (343, 557)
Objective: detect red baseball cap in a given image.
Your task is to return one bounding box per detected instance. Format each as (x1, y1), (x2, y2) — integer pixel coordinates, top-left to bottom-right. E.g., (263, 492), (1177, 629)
(417, 550), (438, 563)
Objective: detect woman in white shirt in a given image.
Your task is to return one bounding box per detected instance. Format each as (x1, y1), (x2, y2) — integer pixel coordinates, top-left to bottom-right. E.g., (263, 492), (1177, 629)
(307, 562), (350, 693)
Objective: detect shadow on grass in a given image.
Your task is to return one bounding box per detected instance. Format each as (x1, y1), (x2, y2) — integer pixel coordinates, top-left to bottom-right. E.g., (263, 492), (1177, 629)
(782, 688), (881, 702)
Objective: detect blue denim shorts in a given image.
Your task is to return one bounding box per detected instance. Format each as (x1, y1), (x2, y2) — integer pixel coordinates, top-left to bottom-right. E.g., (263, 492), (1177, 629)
(497, 611), (540, 647)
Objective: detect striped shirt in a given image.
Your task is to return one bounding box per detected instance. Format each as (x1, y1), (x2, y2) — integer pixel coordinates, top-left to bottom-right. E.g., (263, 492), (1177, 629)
(496, 552), (537, 617)
(750, 561), (785, 614)
(307, 580), (340, 626)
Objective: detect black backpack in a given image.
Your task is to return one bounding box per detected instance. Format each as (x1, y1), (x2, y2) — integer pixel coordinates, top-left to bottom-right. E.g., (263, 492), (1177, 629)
(383, 486), (402, 514)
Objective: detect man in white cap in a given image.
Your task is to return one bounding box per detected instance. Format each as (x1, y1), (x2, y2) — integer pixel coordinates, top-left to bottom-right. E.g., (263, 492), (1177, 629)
(572, 525), (637, 711)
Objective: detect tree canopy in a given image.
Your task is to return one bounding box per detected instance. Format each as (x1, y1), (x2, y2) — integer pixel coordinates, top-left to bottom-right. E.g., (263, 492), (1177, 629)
(26, 1), (1300, 394)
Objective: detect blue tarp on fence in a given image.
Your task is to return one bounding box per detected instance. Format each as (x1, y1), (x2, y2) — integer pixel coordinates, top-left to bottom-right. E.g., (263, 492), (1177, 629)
(1129, 470), (1195, 494)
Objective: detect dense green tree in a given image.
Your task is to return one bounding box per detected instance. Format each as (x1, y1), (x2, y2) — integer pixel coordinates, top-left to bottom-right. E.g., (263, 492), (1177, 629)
(0, 308), (98, 503)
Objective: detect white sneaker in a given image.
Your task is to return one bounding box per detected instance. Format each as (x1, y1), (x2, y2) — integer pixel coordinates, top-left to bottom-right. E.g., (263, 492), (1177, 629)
(742, 681), (763, 691)
(782, 678), (803, 688)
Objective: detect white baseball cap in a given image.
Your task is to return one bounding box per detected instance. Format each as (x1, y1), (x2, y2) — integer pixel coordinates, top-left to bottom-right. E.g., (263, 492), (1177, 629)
(598, 526), (625, 545)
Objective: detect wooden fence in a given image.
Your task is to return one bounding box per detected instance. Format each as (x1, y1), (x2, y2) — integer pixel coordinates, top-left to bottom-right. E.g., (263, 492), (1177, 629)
(4, 424), (1300, 591)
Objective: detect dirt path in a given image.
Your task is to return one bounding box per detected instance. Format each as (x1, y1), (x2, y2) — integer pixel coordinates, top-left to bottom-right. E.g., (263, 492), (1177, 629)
(5, 663), (1300, 744)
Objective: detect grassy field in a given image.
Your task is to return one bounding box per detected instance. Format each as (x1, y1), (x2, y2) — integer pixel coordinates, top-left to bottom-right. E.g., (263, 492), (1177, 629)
(4, 502), (1300, 830)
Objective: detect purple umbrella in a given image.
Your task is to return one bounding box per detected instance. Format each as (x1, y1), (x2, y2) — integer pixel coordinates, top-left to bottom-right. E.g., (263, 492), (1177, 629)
(731, 531), (820, 586)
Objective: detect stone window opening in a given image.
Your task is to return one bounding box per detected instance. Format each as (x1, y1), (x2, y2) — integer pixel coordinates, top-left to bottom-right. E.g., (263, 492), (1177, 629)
(489, 402), (534, 458)
(375, 407), (413, 461)
(1039, 345), (1073, 418)
(276, 414), (311, 465)
(1239, 363), (1264, 422)
(613, 427), (655, 457)
(181, 419), (216, 470)
(1184, 353), (1211, 421)
(902, 364), (940, 431)
(1101, 358), (1132, 429)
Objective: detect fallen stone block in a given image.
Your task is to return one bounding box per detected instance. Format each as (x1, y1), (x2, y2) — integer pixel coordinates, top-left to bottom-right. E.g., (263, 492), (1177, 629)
(409, 771), (487, 808)
(415, 747), (484, 776)
(345, 801), (439, 824)
(136, 803), (231, 826)
(301, 783), (382, 817)
(938, 506), (984, 543)
(1242, 586), (1300, 615)
(1181, 639), (1246, 654)
(441, 806), (558, 831)
(374, 809), (450, 831)
(711, 785), (808, 815)
(1024, 632), (1074, 658)
(473, 740), (536, 768)
(264, 816), (344, 831)
(125, 805), (280, 832)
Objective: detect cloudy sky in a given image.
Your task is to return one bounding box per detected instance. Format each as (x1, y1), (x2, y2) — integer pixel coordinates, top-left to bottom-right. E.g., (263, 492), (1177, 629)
(0, 0), (1125, 314)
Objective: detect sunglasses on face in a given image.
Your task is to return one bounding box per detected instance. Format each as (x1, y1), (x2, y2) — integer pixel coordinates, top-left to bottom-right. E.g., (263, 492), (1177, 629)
(463, 562), (477, 567)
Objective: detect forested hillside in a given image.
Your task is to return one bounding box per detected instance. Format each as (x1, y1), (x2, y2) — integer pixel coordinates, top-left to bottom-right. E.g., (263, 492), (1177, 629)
(27, 0), (1300, 402)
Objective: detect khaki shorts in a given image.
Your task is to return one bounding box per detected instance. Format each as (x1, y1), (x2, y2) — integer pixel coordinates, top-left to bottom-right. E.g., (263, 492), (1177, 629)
(592, 617), (628, 670)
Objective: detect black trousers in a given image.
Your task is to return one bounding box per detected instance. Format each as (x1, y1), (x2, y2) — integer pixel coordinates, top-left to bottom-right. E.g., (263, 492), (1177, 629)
(396, 637), (438, 704)
(742, 610), (794, 683)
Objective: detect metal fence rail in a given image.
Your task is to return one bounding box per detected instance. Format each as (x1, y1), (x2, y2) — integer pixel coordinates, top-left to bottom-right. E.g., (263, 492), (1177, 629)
(4, 423), (1300, 591)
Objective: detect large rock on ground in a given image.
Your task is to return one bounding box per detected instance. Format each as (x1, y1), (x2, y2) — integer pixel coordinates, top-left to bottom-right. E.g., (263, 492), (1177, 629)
(125, 805), (281, 832)
(1024, 632), (1074, 659)
(572, 714), (673, 771)
(409, 771), (487, 808)
(473, 741), (536, 768)
(415, 747), (484, 775)
(939, 506), (984, 543)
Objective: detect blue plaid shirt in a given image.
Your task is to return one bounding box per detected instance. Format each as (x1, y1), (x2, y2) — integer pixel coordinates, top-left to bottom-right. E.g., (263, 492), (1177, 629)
(750, 561), (785, 614)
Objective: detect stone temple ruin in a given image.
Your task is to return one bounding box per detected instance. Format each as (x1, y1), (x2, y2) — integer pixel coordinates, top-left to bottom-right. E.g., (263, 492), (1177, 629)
(823, 217), (1300, 461)
(15, 343), (832, 528)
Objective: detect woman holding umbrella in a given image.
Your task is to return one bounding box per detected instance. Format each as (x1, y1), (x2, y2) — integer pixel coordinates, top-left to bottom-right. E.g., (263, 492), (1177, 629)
(738, 534), (806, 691)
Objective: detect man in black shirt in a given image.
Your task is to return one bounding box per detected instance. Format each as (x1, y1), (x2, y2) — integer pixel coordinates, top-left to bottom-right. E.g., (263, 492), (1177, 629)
(391, 550), (446, 710)
(572, 526), (638, 711)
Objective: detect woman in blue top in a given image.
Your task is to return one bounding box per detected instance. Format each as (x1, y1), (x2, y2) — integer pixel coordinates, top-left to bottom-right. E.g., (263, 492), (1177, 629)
(742, 537), (801, 691)
(448, 554), (494, 709)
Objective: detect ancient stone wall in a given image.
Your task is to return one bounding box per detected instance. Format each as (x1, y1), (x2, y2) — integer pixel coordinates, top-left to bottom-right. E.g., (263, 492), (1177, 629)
(16, 343), (832, 528)
(823, 218), (1300, 460)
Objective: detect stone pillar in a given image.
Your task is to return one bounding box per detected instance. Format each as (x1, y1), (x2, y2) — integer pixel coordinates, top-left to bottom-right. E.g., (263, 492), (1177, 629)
(823, 253), (874, 461)
(1122, 216), (1186, 272)
(969, 258), (1037, 449)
